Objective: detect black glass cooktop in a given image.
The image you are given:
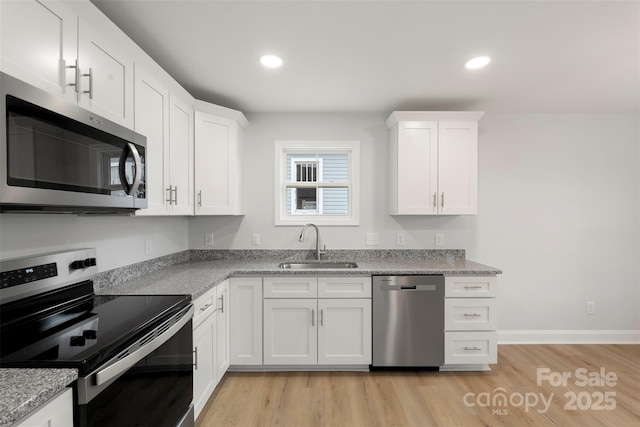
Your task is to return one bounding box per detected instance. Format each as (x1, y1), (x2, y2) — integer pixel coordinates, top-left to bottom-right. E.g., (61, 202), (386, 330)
(0, 289), (191, 375)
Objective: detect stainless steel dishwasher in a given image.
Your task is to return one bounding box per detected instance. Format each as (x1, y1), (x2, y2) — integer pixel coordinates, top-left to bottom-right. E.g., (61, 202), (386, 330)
(372, 275), (444, 367)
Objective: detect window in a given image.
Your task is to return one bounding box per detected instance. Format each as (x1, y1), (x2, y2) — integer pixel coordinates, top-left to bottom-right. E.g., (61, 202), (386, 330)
(275, 141), (360, 225)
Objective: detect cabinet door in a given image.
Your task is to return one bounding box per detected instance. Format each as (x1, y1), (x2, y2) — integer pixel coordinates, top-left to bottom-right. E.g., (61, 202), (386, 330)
(230, 277), (263, 365)
(263, 299), (317, 365)
(14, 388), (73, 427)
(168, 93), (194, 215)
(396, 121), (438, 214)
(194, 112), (242, 215)
(216, 280), (230, 378)
(77, 17), (134, 128)
(437, 121), (478, 215)
(193, 312), (216, 419)
(317, 299), (371, 365)
(0, 0), (77, 103)
(133, 66), (170, 216)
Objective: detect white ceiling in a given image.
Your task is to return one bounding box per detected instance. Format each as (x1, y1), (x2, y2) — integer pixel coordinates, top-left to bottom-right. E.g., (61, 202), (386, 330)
(90, 0), (639, 114)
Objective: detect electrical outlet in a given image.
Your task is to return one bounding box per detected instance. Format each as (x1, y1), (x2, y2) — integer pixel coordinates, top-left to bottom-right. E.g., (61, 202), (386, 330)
(586, 301), (595, 315)
(435, 232), (444, 246)
(396, 232), (406, 246)
(366, 233), (380, 246)
(145, 239), (152, 255)
(251, 233), (261, 246)
(204, 233), (214, 246)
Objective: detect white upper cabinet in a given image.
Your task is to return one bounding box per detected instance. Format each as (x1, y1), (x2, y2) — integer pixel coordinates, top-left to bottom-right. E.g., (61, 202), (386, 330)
(0, 0), (77, 103)
(193, 101), (249, 215)
(168, 93), (194, 215)
(0, 0), (134, 128)
(77, 17), (134, 128)
(387, 111), (483, 215)
(134, 65), (194, 216)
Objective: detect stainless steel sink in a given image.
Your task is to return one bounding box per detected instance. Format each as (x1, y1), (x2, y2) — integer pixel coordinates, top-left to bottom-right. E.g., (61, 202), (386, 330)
(278, 262), (358, 269)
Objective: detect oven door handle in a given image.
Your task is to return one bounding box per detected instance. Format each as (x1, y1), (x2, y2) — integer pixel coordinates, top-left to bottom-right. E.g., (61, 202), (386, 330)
(94, 305), (194, 387)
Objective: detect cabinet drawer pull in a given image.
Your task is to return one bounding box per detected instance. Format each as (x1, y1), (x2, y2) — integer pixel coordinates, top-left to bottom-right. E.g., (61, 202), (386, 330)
(199, 303), (212, 312)
(463, 285), (483, 289)
(463, 346), (481, 351)
(463, 313), (482, 317)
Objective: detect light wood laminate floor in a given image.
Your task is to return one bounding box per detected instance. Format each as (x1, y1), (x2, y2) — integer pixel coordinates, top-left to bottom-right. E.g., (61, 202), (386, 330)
(196, 345), (640, 427)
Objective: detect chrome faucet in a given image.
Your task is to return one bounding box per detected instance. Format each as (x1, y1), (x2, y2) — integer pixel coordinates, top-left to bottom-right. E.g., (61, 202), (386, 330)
(299, 223), (325, 261)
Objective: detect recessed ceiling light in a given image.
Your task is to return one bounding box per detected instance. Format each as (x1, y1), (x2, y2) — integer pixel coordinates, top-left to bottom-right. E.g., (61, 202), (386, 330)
(260, 54), (283, 69)
(465, 56), (491, 70)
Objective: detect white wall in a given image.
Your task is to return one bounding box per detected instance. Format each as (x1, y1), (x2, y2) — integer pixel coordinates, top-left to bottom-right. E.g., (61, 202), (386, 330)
(189, 112), (640, 333)
(0, 215), (189, 271)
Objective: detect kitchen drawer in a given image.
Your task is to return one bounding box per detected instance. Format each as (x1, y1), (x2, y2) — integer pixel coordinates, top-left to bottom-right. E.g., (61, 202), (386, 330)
(445, 298), (497, 331)
(318, 276), (372, 298)
(444, 331), (497, 365)
(445, 276), (497, 298)
(263, 276), (318, 298)
(193, 286), (217, 327)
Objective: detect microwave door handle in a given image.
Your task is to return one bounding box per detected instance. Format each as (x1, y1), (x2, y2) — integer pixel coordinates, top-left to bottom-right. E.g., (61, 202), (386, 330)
(118, 143), (142, 196)
(128, 143), (142, 195)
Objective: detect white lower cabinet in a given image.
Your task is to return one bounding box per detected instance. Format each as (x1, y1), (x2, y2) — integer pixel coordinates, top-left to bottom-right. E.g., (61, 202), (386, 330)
(192, 279), (229, 419)
(442, 275), (498, 369)
(264, 298), (318, 365)
(262, 276), (372, 367)
(193, 308), (216, 418)
(229, 277), (263, 365)
(14, 388), (73, 427)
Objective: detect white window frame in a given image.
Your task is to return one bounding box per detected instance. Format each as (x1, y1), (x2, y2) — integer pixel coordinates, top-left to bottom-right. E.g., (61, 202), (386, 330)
(275, 140), (360, 226)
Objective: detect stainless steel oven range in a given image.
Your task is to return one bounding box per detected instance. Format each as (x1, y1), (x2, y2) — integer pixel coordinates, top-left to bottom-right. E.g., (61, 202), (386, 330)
(0, 249), (194, 427)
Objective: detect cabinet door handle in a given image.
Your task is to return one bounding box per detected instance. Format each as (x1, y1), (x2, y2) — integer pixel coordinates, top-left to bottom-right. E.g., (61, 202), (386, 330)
(433, 192), (437, 208)
(193, 347), (198, 370)
(441, 192), (445, 208)
(320, 309), (324, 326)
(82, 67), (93, 99)
(173, 186), (178, 205)
(218, 295), (224, 313)
(66, 59), (80, 92)
(198, 190), (202, 207)
(166, 185), (173, 203)
(311, 309), (315, 327)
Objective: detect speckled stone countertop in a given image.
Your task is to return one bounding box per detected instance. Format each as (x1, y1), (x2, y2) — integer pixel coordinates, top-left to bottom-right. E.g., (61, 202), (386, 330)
(0, 368), (77, 427)
(97, 249), (502, 299)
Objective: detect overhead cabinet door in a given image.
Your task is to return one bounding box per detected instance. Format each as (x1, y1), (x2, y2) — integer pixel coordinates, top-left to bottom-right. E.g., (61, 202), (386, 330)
(438, 121), (478, 215)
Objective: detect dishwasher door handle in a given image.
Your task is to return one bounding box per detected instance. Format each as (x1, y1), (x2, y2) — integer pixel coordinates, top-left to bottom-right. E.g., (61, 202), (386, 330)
(379, 284), (437, 291)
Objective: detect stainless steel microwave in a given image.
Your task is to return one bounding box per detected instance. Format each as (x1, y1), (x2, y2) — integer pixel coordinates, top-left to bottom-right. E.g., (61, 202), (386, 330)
(0, 72), (147, 214)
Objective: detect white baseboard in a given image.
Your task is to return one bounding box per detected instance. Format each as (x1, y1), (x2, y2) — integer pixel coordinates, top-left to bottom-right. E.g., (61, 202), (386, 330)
(498, 330), (640, 344)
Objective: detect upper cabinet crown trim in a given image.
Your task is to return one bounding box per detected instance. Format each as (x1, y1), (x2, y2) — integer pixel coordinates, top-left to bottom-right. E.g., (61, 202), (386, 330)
(386, 111), (484, 129)
(193, 100), (249, 129)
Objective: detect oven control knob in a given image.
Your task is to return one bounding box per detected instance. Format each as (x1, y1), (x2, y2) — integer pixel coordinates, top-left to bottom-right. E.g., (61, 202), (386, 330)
(70, 336), (86, 346)
(70, 260), (85, 270)
(83, 330), (97, 340)
(69, 258), (97, 270)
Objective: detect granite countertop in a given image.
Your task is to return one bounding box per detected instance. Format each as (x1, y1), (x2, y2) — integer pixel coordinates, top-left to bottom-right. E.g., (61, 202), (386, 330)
(98, 252), (502, 299)
(0, 368), (77, 427)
